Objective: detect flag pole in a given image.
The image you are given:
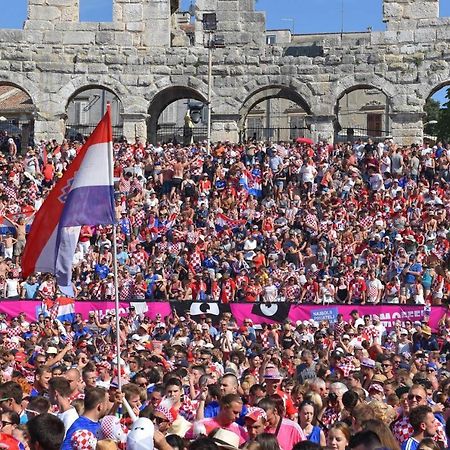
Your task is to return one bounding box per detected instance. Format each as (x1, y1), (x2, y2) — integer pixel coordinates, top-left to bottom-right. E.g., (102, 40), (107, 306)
(106, 103), (122, 390)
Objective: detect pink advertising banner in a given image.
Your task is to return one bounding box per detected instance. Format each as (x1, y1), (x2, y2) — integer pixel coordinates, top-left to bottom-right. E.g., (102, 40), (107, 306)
(228, 304), (447, 331)
(0, 301), (445, 332)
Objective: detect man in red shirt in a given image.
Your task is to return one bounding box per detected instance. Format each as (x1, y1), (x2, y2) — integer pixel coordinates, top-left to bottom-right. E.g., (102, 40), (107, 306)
(262, 366), (296, 418)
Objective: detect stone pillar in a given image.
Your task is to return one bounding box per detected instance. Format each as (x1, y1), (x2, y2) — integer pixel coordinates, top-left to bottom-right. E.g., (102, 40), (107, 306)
(390, 112), (424, 146)
(306, 115), (336, 144)
(34, 115), (66, 144)
(113, 0), (170, 47)
(121, 113), (148, 144)
(25, 0), (79, 30)
(383, 0), (439, 30)
(195, 0), (265, 47)
(211, 114), (240, 143)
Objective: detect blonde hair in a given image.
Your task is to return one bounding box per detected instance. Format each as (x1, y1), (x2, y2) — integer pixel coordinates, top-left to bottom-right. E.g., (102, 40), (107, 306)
(303, 391), (323, 411)
(367, 400), (397, 424)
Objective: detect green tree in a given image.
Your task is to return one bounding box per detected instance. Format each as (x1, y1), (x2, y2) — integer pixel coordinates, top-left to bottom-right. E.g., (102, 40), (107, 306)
(436, 87), (450, 142)
(424, 97), (440, 135)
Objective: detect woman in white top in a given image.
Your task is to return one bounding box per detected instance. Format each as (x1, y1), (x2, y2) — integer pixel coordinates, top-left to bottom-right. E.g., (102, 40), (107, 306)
(5, 271), (19, 298)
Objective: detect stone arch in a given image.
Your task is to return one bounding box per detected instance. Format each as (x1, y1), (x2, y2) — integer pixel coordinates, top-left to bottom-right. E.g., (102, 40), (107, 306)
(237, 84), (313, 130)
(421, 77), (450, 105)
(147, 84), (208, 144)
(61, 79), (127, 140)
(56, 75), (131, 115)
(331, 75), (395, 139)
(0, 78), (37, 150)
(331, 74), (397, 105)
(0, 72), (43, 108)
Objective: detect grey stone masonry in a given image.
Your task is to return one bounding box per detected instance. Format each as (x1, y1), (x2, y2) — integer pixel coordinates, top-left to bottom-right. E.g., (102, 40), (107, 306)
(2, 0), (449, 144)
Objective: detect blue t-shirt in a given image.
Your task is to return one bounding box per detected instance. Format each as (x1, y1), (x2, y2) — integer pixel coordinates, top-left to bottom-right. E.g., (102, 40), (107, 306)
(62, 416), (100, 450)
(401, 437), (419, 450)
(404, 263), (422, 284)
(307, 426), (322, 444)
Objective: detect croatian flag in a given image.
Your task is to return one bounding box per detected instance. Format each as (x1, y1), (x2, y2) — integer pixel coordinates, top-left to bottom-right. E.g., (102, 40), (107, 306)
(22, 107), (116, 286)
(215, 212), (246, 231)
(43, 297), (75, 323)
(240, 169), (262, 198)
(151, 213), (178, 240)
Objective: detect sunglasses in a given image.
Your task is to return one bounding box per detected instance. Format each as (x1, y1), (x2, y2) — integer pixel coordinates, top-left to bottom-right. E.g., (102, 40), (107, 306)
(408, 394), (423, 401)
(154, 416), (169, 425)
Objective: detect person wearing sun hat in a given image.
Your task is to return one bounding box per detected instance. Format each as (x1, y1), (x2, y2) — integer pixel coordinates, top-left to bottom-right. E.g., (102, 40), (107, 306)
(262, 365), (296, 418)
(210, 428), (241, 450)
(414, 325), (439, 352)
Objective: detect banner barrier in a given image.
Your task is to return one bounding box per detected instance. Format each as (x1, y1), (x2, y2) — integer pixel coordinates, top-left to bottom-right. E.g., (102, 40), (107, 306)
(0, 301), (446, 332)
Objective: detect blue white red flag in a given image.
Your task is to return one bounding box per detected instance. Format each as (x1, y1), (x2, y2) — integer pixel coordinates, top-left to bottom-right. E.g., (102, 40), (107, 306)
(43, 297), (75, 323)
(239, 169), (262, 198)
(22, 108), (116, 286)
(150, 213), (178, 240)
(215, 212), (246, 231)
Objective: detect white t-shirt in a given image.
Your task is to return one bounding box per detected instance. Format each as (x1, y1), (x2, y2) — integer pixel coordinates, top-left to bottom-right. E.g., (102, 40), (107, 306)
(58, 407), (79, 433)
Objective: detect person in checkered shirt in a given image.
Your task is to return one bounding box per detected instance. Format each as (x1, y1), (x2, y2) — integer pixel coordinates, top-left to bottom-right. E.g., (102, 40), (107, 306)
(392, 384), (447, 448)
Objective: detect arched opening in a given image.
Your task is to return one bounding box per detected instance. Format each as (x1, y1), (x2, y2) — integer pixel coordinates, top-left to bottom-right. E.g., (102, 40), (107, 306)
(239, 86), (312, 143)
(424, 82), (450, 143)
(335, 85), (390, 142)
(0, 83), (35, 153)
(148, 86), (207, 145)
(66, 86), (123, 141)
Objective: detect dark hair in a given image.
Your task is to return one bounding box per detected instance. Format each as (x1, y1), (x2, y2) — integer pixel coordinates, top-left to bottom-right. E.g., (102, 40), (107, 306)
(342, 390), (360, 409)
(27, 413), (65, 450)
(348, 430), (382, 450)
(166, 434), (185, 450)
(208, 383), (221, 400)
(188, 437), (219, 450)
(255, 433), (281, 450)
(219, 393), (242, 407)
(250, 383), (266, 396)
(28, 396), (51, 415)
(409, 405), (433, 432)
(269, 394), (285, 417)
(49, 377), (71, 397)
(258, 396), (277, 412)
(3, 411), (19, 425)
(299, 400), (318, 423)
(292, 442), (321, 450)
(84, 387), (107, 411)
(418, 437), (442, 450)
(0, 381), (23, 404)
(165, 377), (183, 390)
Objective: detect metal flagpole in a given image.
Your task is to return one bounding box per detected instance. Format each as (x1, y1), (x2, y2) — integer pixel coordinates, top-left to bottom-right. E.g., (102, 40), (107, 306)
(106, 102), (122, 390)
(112, 225), (121, 390)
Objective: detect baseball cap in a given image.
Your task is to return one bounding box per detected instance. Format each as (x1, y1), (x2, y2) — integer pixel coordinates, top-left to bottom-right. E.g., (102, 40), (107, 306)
(361, 358), (376, 369)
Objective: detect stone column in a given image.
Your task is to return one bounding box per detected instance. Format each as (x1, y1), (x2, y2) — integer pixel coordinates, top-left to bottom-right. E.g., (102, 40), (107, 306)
(195, 0), (265, 47)
(305, 115), (336, 144)
(211, 114), (240, 143)
(113, 0), (170, 47)
(121, 113), (148, 144)
(34, 114), (66, 144)
(389, 112), (424, 146)
(25, 0), (79, 30)
(383, 0), (439, 30)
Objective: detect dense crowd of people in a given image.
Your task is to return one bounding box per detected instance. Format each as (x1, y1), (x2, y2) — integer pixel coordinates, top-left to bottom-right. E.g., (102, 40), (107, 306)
(0, 302), (449, 450)
(0, 131), (449, 305)
(0, 129), (449, 449)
